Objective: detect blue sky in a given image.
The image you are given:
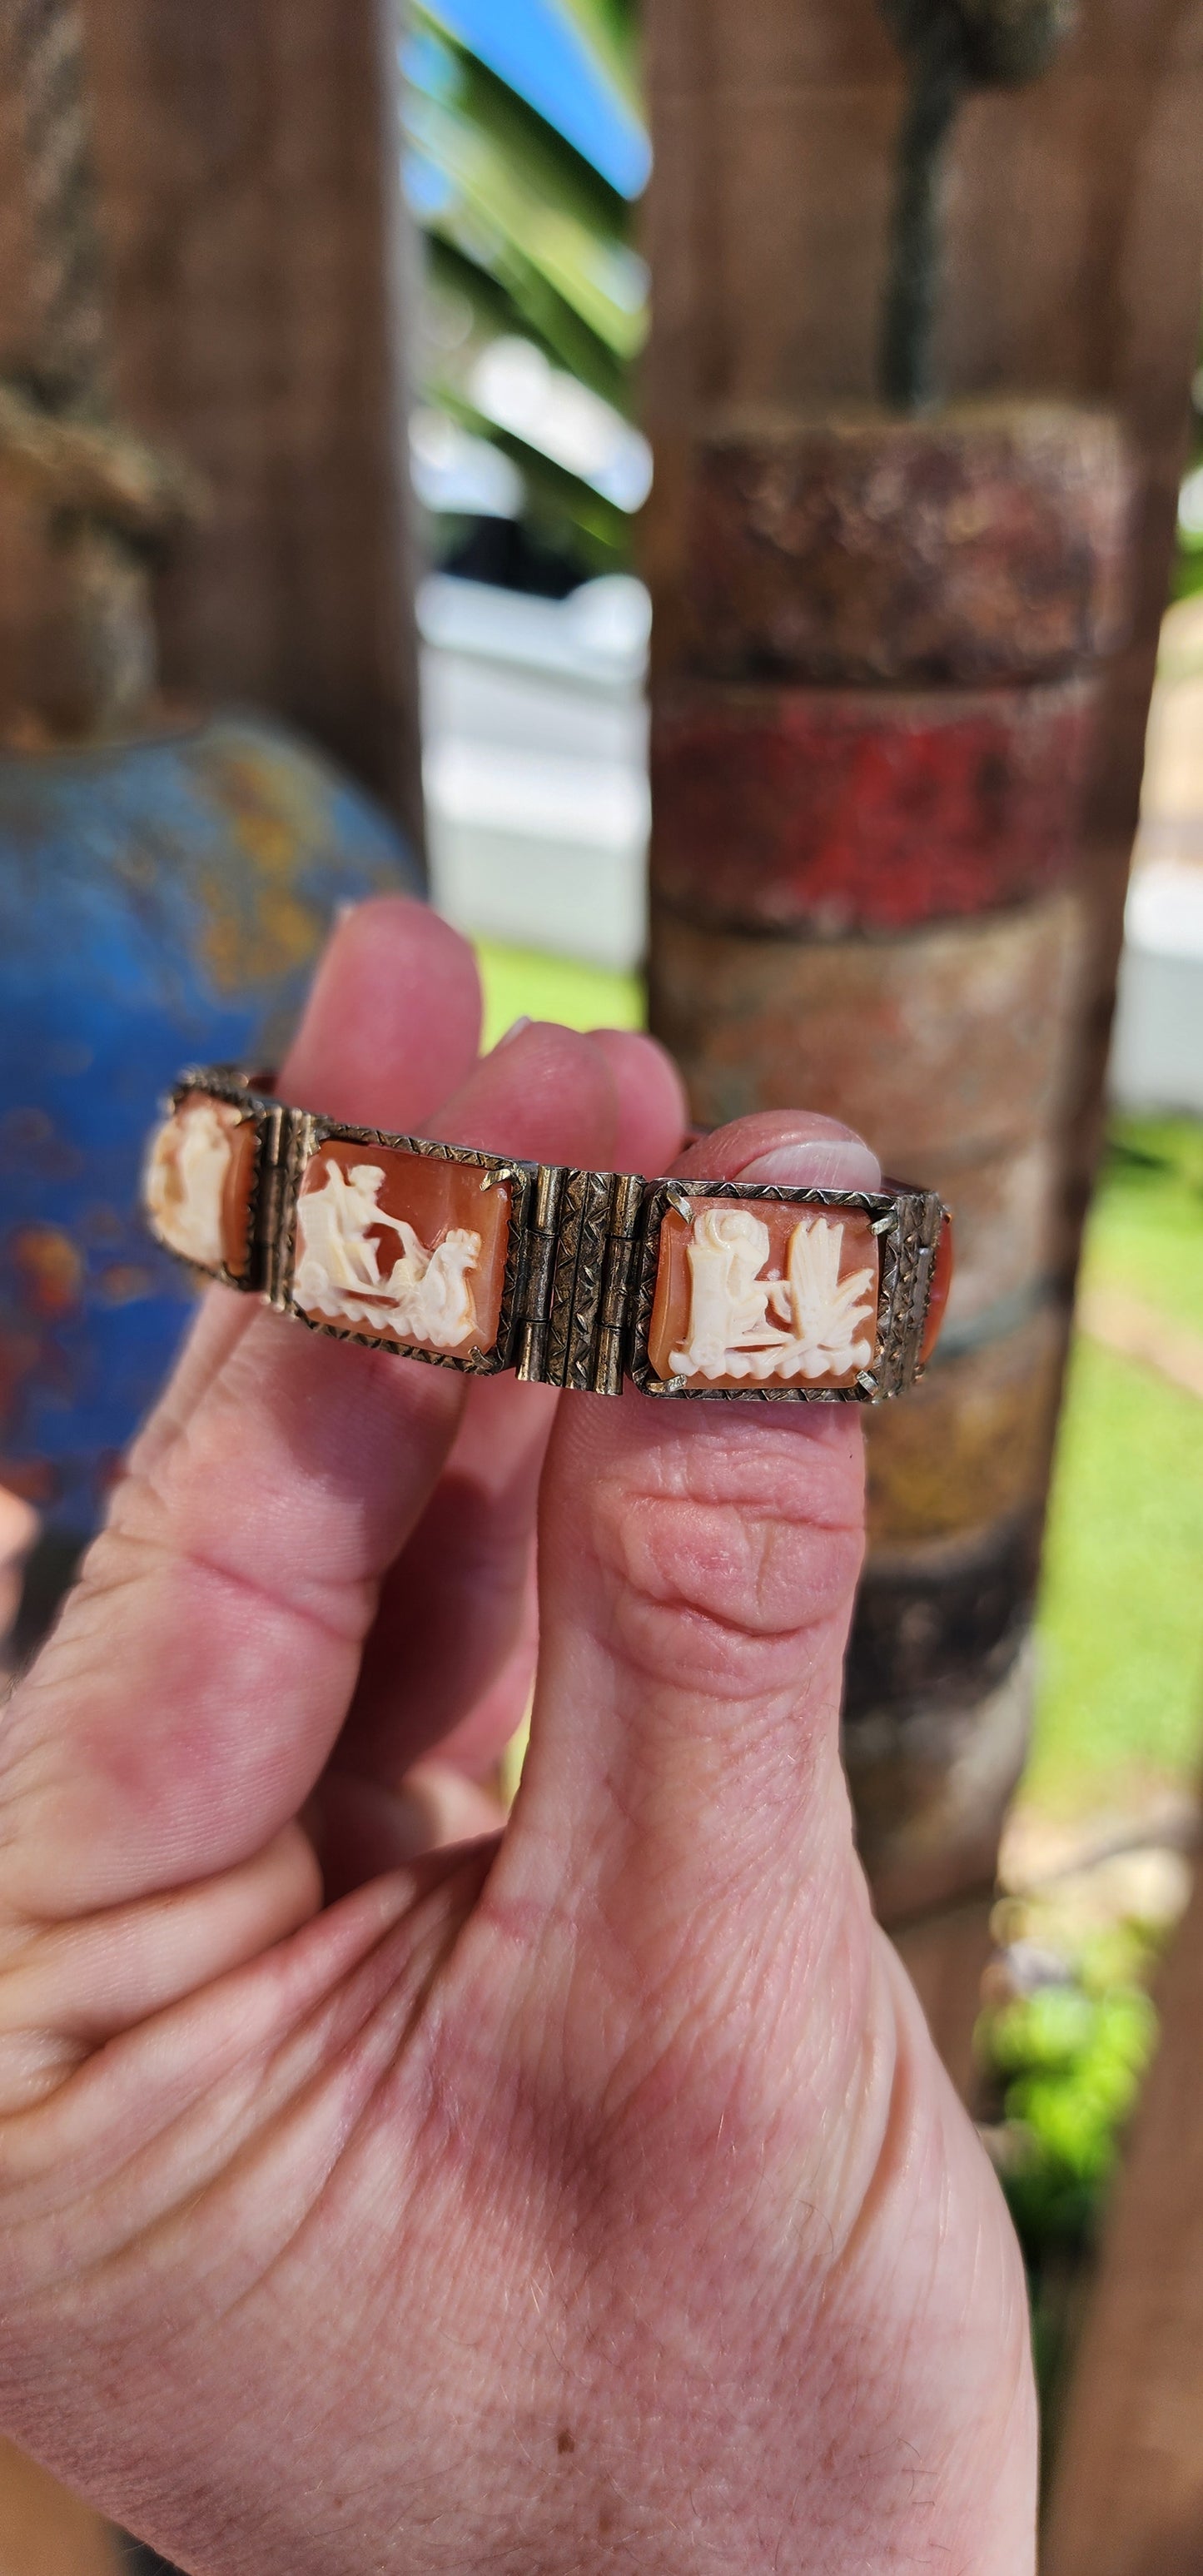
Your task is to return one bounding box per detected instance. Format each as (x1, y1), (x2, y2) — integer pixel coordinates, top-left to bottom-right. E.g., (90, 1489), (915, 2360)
(428, 0), (650, 197)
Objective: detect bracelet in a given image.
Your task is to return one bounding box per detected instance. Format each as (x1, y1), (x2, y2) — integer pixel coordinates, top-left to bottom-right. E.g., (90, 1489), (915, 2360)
(143, 1067), (952, 1403)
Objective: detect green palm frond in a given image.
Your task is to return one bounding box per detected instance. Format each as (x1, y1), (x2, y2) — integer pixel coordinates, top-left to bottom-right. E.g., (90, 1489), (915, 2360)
(405, 0), (649, 574)
(432, 380), (631, 571)
(425, 236), (632, 415)
(408, 85), (646, 360)
(549, 0), (643, 123)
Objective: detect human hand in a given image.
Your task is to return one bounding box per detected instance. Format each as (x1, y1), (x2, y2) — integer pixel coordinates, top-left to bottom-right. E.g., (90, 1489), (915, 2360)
(0, 898), (1035, 2574)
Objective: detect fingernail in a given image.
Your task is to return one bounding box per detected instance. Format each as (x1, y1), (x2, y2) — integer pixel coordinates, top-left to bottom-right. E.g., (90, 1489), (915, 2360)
(737, 1135), (881, 1191)
(495, 1015), (533, 1050)
(333, 900), (362, 925)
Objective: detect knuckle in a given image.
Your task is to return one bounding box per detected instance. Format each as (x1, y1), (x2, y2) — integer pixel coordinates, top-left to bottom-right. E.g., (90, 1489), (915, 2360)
(590, 1439), (862, 1696)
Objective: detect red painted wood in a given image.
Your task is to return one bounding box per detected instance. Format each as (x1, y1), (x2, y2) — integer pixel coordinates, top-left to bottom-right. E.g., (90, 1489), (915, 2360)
(651, 677), (1096, 931)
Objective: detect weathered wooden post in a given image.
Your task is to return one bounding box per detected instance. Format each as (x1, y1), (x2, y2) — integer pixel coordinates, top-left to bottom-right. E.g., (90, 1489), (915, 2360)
(77, 0), (425, 848)
(0, 0), (425, 1548)
(643, 0), (1203, 2087)
(1043, 1858), (1203, 2571)
(0, 1), (426, 2559)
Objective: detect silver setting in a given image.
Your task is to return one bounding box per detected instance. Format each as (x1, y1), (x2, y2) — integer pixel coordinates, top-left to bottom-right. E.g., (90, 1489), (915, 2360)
(872, 1185), (946, 1398)
(626, 1175), (944, 1404)
(276, 1111), (536, 1377)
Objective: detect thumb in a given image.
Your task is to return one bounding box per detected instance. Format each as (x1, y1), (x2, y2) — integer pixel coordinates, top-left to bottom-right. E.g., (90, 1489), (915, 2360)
(491, 1114), (882, 2016)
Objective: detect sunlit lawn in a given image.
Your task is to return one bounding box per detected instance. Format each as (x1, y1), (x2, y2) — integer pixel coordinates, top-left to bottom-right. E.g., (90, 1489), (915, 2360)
(1027, 1120), (1203, 1814)
(475, 939), (1203, 1820)
(475, 938), (641, 1050)
(1080, 1115), (1203, 1339)
(1027, 1333), (1203, 1809)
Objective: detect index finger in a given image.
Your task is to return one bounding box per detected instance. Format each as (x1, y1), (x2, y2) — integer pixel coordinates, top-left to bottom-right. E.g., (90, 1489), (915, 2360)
(0, 934), (620, 1925)
(138, 894), (485, 1451)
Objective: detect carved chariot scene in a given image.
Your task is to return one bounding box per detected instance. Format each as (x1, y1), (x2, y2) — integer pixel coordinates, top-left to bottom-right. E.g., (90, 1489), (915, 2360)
(649, 1201), (879, 1390)
(146, 1094), (254, 1275)
(292, 1143), (511, 1358)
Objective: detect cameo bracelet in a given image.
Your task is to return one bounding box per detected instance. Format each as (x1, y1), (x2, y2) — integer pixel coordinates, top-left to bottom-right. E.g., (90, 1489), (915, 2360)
(143, 1067), (953, 1404)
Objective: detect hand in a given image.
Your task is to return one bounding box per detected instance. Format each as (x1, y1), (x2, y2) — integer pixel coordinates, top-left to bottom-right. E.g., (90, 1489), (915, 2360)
(0, 899), (1035, 2574)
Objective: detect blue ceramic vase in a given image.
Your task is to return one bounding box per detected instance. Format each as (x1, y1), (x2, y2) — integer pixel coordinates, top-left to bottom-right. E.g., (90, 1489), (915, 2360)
(0, 710), (420, 1539)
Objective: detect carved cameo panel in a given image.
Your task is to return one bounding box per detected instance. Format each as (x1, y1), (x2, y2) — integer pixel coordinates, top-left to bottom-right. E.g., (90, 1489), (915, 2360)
(647, 1196), (880, 1392)
(293, 1142), (512, 1360)
(146, 1092), (259, 1276)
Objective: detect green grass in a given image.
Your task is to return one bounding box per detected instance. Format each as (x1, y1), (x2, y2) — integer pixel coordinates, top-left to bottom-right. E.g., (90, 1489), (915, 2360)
(1027, 1121), (1203, 1816)
(474, 938), (642, 1050)
(1027, 1335), (1203, 1809)
(1078, 1118), (1203, 1338)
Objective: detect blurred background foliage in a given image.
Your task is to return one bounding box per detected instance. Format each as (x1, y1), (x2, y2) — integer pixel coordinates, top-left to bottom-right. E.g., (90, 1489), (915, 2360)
(401, 0), (651, 586)
(1174, 358), (1203, 600)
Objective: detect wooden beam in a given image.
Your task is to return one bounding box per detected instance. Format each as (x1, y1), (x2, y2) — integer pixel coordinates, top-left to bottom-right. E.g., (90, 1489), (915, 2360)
(0, 2435), (122, 2574)
(1043, 1855), (1203, 2574)
(73, 0), (424, 848)
(890, 1897), (994, 2108)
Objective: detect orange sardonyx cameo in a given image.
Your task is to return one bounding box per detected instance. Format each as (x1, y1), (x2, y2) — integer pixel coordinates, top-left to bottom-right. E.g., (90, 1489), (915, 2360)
(292, 1141), (512, 1360)
(145, 1092), (259, 1278)
(647, 1197), (881, 1393)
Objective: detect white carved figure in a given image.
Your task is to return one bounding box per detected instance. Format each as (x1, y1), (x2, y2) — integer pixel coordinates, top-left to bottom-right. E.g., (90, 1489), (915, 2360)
(147, 1101), (234, 1268)
(295, 1159), (481, 1349)
(669, 1206), (875, 1383)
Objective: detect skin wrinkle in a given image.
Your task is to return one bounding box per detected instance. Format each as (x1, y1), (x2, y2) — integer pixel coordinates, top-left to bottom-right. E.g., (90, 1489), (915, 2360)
(566, 1715), (850, 2035)
(599, 1484), (859, 1644)
(479, 1865), (855, 2328)
(584, 1522), (857, 1711)
(200, 1927), (470, 2339)
(125, 1333), (455, 1579)
(0, 1872), (425, 2218)
(0, 1828), (321, 2042)
(3, 1591), (334, 1897)
(614, 1959), (869, 2273)
(542, 1633), (849, 1931)
(72, 1511), (373, 1658)
(571, 1415), (866, 1716)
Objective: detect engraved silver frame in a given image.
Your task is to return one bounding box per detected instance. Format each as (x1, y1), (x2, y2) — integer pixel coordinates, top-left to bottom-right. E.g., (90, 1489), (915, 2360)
(144, 1068), (948, 1402)
(627, 1176), (944, 1405)
(276, 1111), (536, 1379)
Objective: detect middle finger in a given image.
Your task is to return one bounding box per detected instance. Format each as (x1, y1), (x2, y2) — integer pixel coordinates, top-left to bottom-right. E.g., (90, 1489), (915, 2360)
(321, 1030), (686, 1797)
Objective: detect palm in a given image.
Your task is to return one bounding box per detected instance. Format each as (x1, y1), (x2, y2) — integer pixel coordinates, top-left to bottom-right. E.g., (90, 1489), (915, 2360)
(0, 901), (1034, 2574)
